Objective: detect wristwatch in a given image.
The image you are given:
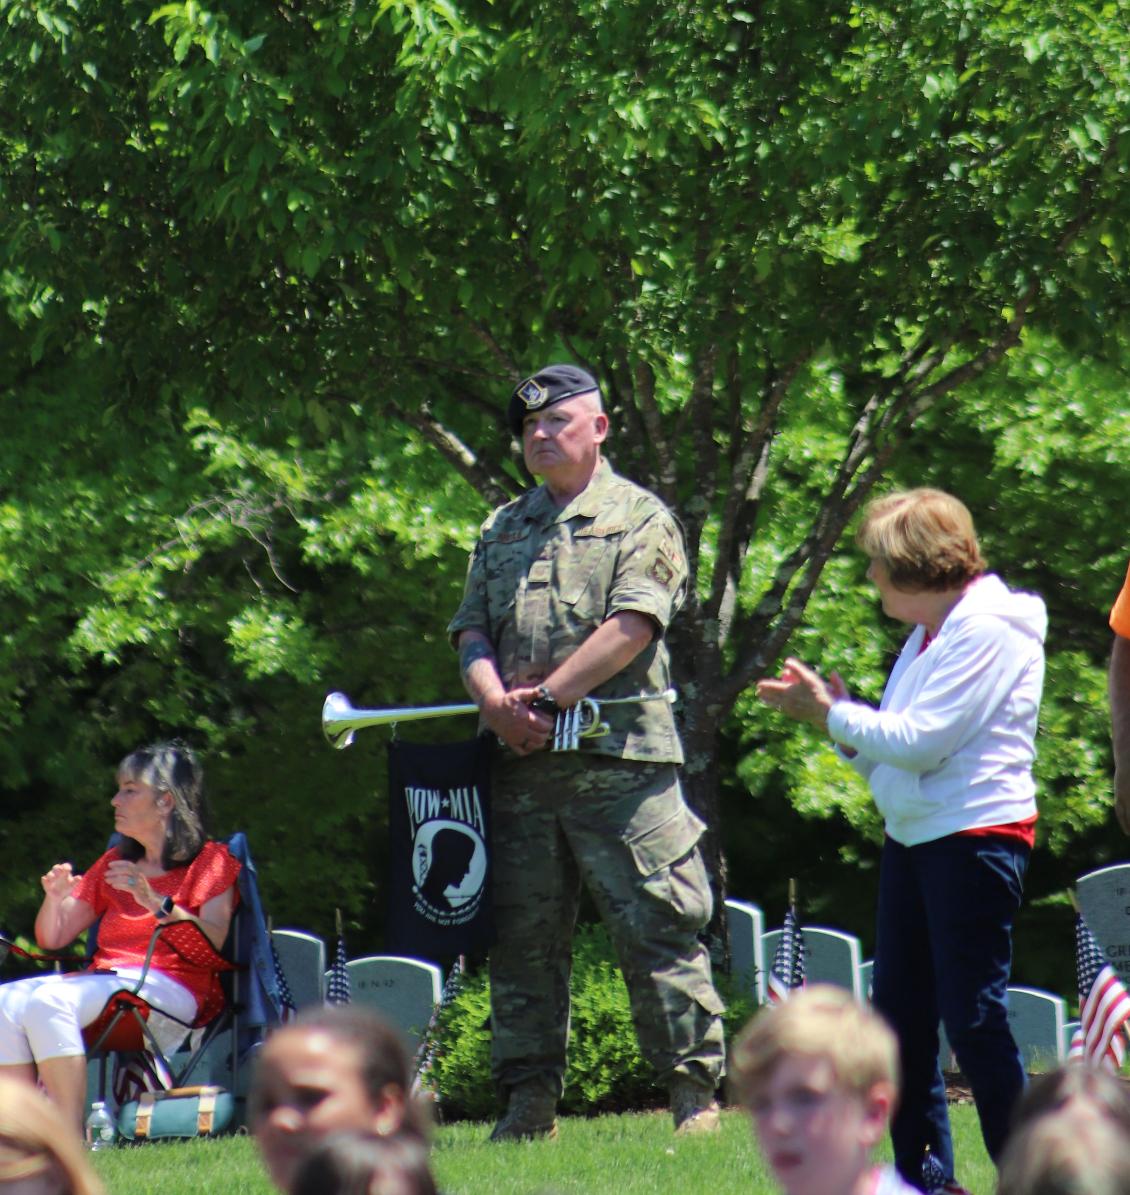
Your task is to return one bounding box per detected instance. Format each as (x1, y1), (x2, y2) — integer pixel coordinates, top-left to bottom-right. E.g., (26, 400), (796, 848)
(154, 895), (175, 921)
(529, 684), (561, 716)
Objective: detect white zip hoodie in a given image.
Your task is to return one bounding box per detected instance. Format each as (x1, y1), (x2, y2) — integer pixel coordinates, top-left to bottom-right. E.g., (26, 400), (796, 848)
(827, 573), (1047, 846)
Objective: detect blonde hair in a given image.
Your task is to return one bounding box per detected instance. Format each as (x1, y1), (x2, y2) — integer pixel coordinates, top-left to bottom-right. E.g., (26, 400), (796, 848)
(997, 1065), (1130, 1195)
(728, 985), (900, 1108)
(0, 1078), (105, 1195)
(856, 488), (985, 593)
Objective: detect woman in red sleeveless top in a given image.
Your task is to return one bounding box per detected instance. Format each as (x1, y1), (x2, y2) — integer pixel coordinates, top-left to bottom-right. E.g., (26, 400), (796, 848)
(0, 742), (239, 1133)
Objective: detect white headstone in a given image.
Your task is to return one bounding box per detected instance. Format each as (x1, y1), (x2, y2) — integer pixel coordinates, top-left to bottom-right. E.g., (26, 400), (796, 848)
(762, 925), (864, 999)
(858, 958), (874, 1002)
(1006, 985), (1067, 1071)
(1064, 1020), (1081, 1057)
(341, 955), (443, 1049)
(272, 928), (327, 1009)
(725, 898), (766, 1005)
(935, 991), (1066, 1076)
(1076, 863), (1130, 986)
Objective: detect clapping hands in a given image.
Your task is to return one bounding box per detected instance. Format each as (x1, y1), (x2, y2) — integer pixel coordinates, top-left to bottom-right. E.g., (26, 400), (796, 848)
(756, 657), (848, 730)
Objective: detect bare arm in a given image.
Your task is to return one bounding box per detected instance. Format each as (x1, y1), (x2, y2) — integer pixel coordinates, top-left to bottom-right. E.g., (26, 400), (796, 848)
(189, 887), (236, 950)
(458, 630), (554, 755)
(103, 860), (237, 950)
(1111, 634), (1130, 834)
(35, 863), (99, 949)
(519, 611), (657, 709)
(459, 613), (655, 754)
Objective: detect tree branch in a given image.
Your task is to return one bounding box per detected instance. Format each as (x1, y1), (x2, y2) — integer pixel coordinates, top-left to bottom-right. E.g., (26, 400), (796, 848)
(718, 280), (1047, 706)
(704, 350), (811, 625)
(677, 344), (719, 569)
(392, 403), (518, 508)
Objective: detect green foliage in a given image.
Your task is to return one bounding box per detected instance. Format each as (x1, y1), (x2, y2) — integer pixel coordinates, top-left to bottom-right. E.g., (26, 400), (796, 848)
(556, 928), (657, 1116)
(420, 965), (495, 1120)
(2, 0), (1130, 963)
(726, 331), (1130, 987)
(423, 924), (757, 1120)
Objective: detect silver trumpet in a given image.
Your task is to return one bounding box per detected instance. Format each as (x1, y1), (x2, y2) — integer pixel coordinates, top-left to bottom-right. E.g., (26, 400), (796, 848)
(554, 688), (678, 749)
(322, 688), (677, 751)
(322, 692), (478, 749)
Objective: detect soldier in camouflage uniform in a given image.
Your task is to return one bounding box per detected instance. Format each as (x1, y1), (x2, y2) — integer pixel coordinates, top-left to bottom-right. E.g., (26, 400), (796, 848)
(448, 364), (725, 1141)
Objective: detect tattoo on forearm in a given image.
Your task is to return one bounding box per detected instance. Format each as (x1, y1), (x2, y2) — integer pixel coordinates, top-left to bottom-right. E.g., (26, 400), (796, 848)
(459, 639), (496, 678)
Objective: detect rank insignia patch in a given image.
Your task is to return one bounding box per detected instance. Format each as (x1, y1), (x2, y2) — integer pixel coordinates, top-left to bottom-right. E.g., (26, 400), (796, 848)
(648, 555), (675, 589)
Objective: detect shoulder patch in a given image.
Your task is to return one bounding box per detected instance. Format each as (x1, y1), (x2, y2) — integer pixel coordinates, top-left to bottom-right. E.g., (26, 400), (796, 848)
(647, 555), (676, 590)
(658, 533), (684, 568)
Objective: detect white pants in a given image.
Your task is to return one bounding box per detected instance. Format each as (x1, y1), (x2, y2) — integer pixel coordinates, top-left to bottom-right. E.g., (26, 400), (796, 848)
(0, 969), (197, 1064)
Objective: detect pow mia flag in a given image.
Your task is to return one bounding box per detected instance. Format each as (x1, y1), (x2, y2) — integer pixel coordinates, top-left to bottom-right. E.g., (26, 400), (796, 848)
(387, 735), (495, 959)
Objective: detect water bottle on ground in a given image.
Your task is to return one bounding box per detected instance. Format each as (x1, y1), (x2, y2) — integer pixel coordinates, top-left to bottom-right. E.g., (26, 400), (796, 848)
(85, 1100), (116, 1151)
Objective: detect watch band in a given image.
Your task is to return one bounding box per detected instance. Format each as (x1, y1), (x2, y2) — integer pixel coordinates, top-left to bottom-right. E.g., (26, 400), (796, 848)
(530, 684), (561, 716)
(154, 895), (175, 920)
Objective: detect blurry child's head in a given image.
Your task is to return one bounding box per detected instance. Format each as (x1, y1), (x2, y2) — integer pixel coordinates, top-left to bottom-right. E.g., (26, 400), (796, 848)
(997, 1064), (1130, 1195)
(729, 985), (900, 1195)
(0, 1078), (105, 1195)
(250, 1006), (429, 1193)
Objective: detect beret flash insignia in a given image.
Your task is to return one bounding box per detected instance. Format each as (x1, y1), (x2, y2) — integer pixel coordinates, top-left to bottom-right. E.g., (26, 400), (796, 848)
(507, 364), (601, 435)
(517, 378), (548, 409)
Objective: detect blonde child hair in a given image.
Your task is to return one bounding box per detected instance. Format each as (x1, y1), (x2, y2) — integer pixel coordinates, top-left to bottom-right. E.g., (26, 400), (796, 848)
(729, 984), (900, 1108)
(0, 1077), (106, 1195)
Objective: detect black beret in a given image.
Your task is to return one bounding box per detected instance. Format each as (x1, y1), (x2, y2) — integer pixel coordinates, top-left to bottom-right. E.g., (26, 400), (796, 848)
(507, 364), (601, 436)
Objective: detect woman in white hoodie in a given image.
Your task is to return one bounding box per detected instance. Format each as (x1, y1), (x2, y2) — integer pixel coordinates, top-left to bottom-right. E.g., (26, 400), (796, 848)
(758, 488), (1046, 1193)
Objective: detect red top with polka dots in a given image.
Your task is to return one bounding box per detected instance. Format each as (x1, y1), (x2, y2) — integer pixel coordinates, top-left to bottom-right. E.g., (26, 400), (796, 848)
(74, 841), (241, 1019)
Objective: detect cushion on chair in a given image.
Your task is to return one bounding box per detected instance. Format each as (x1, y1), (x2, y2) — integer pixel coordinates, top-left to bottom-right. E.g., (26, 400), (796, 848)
(82, 991), (151, 1053)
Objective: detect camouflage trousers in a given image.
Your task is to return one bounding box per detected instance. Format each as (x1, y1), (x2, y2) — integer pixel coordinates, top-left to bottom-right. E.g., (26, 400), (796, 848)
(489, 752), (726, 1100)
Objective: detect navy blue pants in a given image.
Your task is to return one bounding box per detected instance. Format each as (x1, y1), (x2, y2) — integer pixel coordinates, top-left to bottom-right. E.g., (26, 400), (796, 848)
(871, 833), (1029, 1188)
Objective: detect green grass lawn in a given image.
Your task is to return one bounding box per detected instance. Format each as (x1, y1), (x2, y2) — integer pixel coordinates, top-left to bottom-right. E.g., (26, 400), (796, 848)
(90, 1104), (997, 1194)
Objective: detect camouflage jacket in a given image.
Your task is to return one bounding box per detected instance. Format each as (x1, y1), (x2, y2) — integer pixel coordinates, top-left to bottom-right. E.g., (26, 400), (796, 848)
(448, 458), (687, 763)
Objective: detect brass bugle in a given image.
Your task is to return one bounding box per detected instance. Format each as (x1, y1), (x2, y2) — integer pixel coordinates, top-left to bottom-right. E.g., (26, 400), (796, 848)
(322, 691), (479, 750)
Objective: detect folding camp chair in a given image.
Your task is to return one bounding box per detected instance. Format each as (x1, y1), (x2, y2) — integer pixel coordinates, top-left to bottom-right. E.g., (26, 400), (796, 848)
(82, 831), (285, 1121)
(82, 918), (237, 1104)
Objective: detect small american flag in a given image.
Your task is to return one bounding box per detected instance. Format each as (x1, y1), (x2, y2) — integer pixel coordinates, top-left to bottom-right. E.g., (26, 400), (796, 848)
(411, 954), (465, 1098)
(921, 1150), (947, 1192)
(920, 1149), (970, 1194)
(767, 905), (806, 1003)
(1067, 911), (1130, 1070)
(270, 938), (298, 1023)
(326, 915), (351, 1006)
(112, 1050), (172, 1108)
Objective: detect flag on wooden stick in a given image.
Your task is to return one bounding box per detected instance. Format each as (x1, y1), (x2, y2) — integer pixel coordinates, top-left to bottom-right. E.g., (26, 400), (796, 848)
(767, 880), (806, 1004)
(326, 908), (352, 1006)
(267, 918), (298, 1023)
(411, 954), (466, 1100)
(1067, 905), (1130, 1070)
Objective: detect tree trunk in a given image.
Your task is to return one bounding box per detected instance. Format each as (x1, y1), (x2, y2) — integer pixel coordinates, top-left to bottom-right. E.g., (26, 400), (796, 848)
(680, 709), (730, 970)
(671, 616), (732, 970)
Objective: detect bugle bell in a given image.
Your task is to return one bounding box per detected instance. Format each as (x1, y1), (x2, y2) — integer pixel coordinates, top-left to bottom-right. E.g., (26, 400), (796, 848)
(322, 691), (479, 750)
